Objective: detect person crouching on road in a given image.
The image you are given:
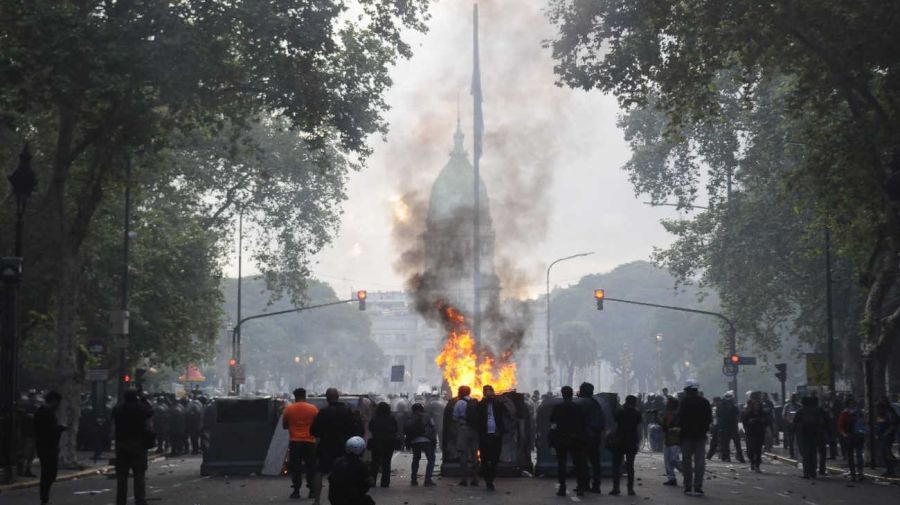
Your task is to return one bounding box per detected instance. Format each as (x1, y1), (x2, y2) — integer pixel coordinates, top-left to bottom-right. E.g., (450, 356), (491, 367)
(405, 402), (437, 487)
(550, 385), (589, 497)
(476, 385), (506, 491)
(452, 385), (479, 486)
(659, 396), (682, 486)
(283, 388), (319, 499)
(368, 401), (399, 488)
(328, 436), (374, 505)
(611, 394), (642, 496)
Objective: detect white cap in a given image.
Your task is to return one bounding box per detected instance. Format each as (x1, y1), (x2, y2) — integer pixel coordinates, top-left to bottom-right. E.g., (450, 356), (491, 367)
(684, 380), (700, 389)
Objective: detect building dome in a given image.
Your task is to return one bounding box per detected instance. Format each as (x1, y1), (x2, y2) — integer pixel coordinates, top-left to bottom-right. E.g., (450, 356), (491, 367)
(427, 125), (492, 225)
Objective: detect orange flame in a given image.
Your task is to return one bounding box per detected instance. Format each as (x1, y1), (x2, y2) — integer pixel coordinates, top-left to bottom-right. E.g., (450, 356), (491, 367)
(434, 304), (517, 399)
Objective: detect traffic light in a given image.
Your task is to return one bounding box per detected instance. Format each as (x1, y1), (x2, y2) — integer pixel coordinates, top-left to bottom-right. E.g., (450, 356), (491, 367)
(122, 374), (131, 383)
(729, 354), (740, 365)
(357, 290), (367, 311)
(775, 363), (787, 382)
(724, 354), (758, 366)
(228, 358), (237, 367)
(594, 289), (605, 310)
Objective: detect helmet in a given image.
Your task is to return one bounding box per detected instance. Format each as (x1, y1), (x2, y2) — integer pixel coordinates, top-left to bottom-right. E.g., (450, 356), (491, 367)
(345, 436), (366, 456)
(684, 380), (699, 389)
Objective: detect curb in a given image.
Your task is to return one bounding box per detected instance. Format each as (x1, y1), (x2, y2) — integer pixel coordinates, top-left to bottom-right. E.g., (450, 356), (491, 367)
(765, 451), (900, 484)
(0, 455), (167, 493)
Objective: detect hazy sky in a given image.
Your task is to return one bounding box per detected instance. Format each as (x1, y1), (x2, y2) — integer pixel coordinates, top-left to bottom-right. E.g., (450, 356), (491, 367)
(231, 0), (685, 298)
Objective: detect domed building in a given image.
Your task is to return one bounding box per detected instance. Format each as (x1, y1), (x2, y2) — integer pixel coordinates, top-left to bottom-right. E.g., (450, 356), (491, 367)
(422, 120), (500, 315)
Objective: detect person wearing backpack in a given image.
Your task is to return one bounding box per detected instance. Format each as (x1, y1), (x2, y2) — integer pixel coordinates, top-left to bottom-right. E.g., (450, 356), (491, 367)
(837, 397), (866, 481)
(405, 403), (437, 487)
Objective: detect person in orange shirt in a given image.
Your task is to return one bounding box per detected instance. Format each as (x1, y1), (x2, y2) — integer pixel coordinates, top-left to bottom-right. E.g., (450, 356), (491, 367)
(283, 388), (319, 499)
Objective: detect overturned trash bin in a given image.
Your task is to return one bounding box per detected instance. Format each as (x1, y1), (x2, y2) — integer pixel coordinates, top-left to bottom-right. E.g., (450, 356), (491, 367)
(534, 392), (619, 477)
(201, 396), (282, 476)
(440, 391), (534, 478)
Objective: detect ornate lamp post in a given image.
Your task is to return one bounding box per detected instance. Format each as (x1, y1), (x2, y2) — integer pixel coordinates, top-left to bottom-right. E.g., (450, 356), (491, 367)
(2, 144), (37, 483)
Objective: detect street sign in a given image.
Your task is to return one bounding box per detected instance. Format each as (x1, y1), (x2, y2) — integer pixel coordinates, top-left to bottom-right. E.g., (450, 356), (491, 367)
(87, 340), (106, 356)
(722, 363), (738, 377)
(86, 368), (108, 381)
(390, 365), (405, 382)
(805, 353), (829, 386)
(232, 364), (246, 384)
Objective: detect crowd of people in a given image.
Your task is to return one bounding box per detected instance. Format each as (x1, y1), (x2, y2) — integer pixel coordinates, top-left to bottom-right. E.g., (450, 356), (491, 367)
(14, 382), (900, 505)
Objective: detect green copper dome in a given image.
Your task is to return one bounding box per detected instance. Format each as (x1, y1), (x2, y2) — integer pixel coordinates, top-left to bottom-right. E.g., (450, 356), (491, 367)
(427, 125), (491, 224)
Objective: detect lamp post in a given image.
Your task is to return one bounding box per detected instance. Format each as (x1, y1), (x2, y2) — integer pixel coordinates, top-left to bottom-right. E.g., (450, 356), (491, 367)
(655, 334), (663, 392)
(546, 252), (594, 393)
(2, 144), (36, 483)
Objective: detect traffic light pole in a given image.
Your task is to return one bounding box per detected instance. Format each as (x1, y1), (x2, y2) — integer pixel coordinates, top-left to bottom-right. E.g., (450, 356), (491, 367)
(229, 296), (364, 394)
(601, 296), (738, 393)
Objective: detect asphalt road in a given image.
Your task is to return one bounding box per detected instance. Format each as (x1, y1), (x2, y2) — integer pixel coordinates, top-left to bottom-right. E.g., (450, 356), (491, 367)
(2, 451), (897, 505)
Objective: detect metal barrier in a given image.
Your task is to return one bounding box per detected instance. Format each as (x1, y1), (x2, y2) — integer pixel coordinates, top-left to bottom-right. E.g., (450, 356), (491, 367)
(200, 397), (281, 476)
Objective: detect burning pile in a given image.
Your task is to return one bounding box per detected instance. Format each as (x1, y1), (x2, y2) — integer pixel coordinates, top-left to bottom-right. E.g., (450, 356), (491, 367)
(434, 304), (517, 399)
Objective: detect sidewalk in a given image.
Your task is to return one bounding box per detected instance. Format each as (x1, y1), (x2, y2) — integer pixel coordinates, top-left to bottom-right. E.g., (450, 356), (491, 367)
(0, 451), (165, 493)
(765, 445), (900, 484)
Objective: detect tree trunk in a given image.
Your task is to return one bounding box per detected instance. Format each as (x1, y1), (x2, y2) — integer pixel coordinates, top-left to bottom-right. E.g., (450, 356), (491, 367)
(53, 255), (84, 466)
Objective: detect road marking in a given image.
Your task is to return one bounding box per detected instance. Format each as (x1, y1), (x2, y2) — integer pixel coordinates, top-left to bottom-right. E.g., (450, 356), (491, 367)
(73, 488), (111, 495)
(569, 496), (581, 502)
(753, 486), (765, 490)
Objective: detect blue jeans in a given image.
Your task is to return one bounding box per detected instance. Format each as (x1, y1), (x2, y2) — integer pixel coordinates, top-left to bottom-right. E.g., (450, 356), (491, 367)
(411, 442), (436, 481)
(664, 445), (682, 481)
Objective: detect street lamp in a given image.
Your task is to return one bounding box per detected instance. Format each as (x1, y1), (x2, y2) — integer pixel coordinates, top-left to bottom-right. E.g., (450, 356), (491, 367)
(546, 251), (594, 393)
(655, 334), (663, 392)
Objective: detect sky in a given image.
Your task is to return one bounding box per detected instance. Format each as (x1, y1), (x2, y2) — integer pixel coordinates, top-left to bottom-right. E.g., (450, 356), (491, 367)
(230, 0), (685, 298)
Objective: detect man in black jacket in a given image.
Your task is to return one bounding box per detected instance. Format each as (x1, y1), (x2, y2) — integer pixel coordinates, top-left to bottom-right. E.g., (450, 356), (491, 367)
(550, 386), (589, 497)
(112, 389), (154, 505)
(475, 385), (506, 491)
(717, 393), (744, 462)
(576, 382), (605, 493)
(311, 388), (363, 505)
(34, 391), (65, 505)
(677, 381), (712, 497)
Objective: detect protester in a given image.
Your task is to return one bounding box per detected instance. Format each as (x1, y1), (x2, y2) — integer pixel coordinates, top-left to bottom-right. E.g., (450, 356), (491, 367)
(875, 396), (898, 477)
(112, 389), (154, 505)
(705, 397), (721, 460)
(836, 397), (866, 481)
(610, 394), (642, 496)
(311, 388), (363, 505)
(576, 382), (605, 493)
(550, 385), (588, 497)
(475, 385), (505, 491)
(405, 402), (437, 487)
(283, 388), (319, 499)
(717, 392), (744, 462)
(659, 396), (682, 486)
(451, 385), (479, 486)
(34, 391), (65, 505)
(678, 381), (712, 497)
(368, 401), (399, 488)
(794, 395), (827, 478)
(743, 399), (768, 472)
(782, 394), (801, 459)
(328, 436), (374, 505)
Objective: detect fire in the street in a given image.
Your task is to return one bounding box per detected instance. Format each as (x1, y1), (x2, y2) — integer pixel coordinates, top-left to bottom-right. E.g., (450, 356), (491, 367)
(434, 304), (517, 399)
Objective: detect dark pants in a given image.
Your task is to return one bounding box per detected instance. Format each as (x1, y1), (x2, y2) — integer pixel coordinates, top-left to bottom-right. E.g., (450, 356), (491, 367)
(800, 432), (820, 477)
(37, 450), (58, 504)
(706, 427), (719, 459)
(747, 435), (764, 468)
(156, 432), (168, 453)
(369, 443), (394, 487)
(783, 427), (796, 458)
(289, 441), (317, 491)
(556, 441), (588, 491)
(586, 437), (602, 489)
(845, 436), (865, 477)
(479, 434), (502, 485)
(880, 436), (897, 475)
(720, 430), (743, 461)
(115, 439), (148, 505)
(681, 437), (707, 492)
(189, 431), (201, 454)
(612, 449), (636, 492)
(411, 442), (436, 482)
(169, 432), (185, 456)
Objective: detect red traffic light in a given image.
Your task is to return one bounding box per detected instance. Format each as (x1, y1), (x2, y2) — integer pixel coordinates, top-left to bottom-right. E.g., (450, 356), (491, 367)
(729, 354), (740, 364)
(228, 358), (237, 367)
(123, 374), (131, 383)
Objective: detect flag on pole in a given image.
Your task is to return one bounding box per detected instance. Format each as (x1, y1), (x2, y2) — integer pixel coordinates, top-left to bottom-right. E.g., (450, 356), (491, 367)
(472, 3), (484, 164)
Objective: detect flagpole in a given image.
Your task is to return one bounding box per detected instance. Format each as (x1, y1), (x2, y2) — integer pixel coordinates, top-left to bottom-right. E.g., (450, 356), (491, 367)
(472, 3), (482, 349)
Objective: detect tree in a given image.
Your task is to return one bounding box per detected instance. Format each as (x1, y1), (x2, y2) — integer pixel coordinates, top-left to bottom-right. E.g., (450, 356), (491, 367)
(553, 321), (597, 387)
(0, 0), (428, 462)
(548, 1), (900, 398)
